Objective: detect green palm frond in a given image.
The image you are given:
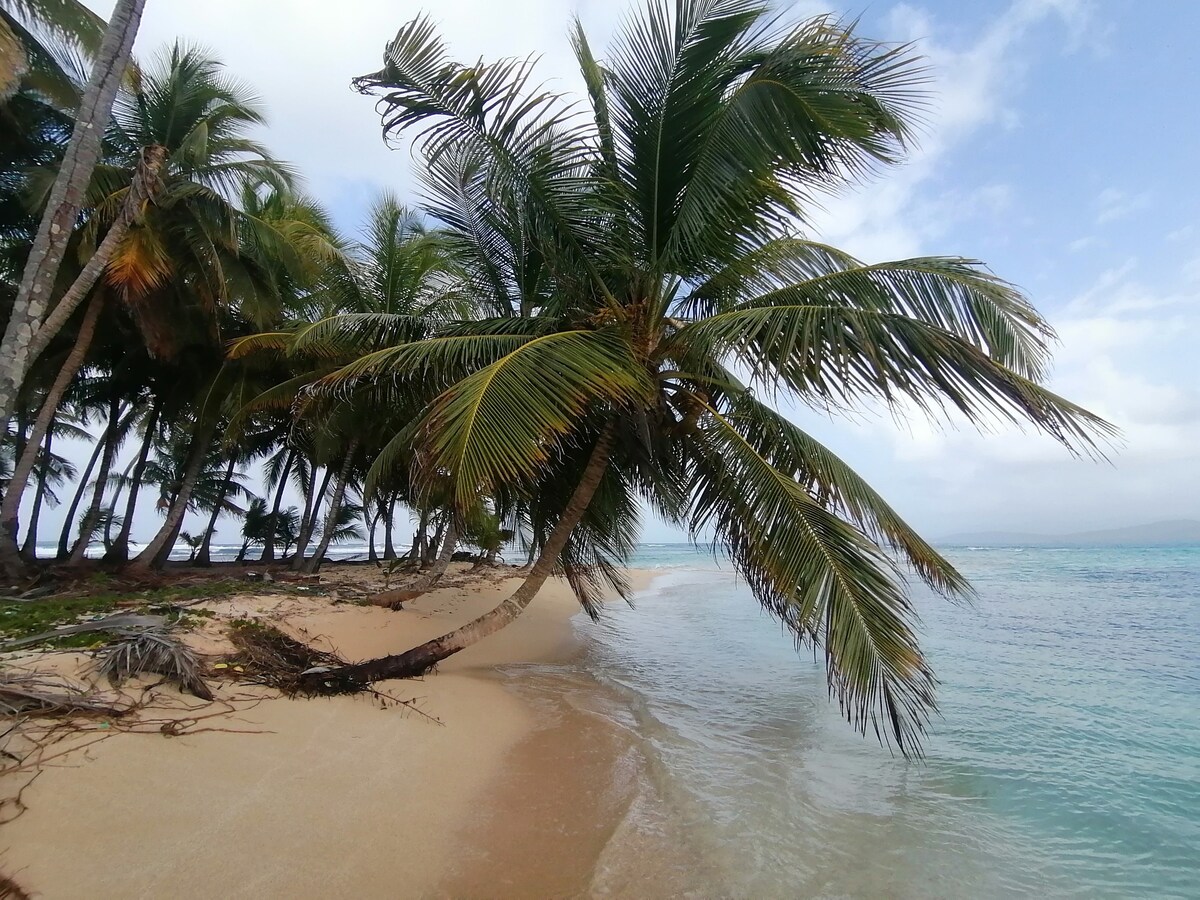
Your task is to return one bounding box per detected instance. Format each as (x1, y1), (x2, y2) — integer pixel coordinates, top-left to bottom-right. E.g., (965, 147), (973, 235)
(314, 331), (544, 388)
(415, 330), (655, 508)
(227, 331), (295, 359)
(288, 312), (430, 359)
(353, 14), (588, 171)
(603, 2), (925, 270)
(684, 244), (1055, 380)
(722, 392), (970, 597)
(670, 295), (1115, 457)
(691, 405), (933, 754)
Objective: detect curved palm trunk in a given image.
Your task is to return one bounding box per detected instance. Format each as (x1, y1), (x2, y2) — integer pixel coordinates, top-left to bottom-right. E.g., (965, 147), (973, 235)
(260, 447), (295, 563)
(291, 465), (333, 571)
(0, 291), (105, 575)
(195, 455), (236, 566)
(18, 427), (54, 562)
(67, 397), (124, 564)
(130, 420), (216, 572)
(423, 521), (445, 568)
(101, 451), (138, 552)
(383, 496), (397, 560)
(0, 0), (150, 432)
(308, 426), (614, 687)
(57, 433), (104, 559)
(105, 402), (158, 562)
(367, 508), (380, 564)
(413, 523), (457, 590)
(299, 442), (358, 575)
(22, 146), (167, 377)
(408, 507), (429, 563)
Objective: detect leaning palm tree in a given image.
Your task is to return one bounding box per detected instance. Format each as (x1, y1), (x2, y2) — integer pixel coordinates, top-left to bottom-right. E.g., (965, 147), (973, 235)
(324, 2), (1113, 753)
(0, 0), (146, 430)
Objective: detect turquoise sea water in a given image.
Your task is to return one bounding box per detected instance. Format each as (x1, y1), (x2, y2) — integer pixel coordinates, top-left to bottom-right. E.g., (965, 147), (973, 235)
(576, 544), (1200, 898)
(50, 539), (1198, 895)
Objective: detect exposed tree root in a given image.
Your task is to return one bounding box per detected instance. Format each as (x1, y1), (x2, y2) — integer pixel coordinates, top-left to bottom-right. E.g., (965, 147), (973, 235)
(223, 622), (440, 723)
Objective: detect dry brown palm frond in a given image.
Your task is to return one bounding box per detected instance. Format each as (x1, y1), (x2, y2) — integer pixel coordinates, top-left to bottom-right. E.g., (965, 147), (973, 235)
(0, 870), (31, 900)
(0, 672), (129, 719)
(89, 629), (213, 701)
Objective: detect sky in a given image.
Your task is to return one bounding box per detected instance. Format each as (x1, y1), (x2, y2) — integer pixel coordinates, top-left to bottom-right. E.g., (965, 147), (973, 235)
(67, 0), (1200, 545)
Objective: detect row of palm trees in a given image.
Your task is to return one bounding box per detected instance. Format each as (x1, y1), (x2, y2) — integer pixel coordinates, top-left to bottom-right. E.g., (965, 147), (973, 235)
(0, 0), (1112, 753)
(1, 5), (476, 579)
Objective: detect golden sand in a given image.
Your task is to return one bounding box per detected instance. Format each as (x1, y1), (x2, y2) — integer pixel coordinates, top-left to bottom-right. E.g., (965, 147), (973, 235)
(0, 563), (657, 899)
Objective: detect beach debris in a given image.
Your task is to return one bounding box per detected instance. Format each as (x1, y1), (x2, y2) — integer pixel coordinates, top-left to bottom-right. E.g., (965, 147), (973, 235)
(223, 622), (440, 723)
(0, 671), (130, 719)
(88, 628), (213, 701)
(224, 621), (364, 696)
(0, 613), (168, 651)
(0, 870), (31, 899)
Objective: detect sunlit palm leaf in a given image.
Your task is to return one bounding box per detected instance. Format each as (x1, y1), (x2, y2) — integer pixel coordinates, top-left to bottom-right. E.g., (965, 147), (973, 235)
(416, 329), (655, 508)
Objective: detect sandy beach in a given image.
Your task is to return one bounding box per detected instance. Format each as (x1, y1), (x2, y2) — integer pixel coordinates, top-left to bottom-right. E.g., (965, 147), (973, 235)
(0, 563), (657, 899)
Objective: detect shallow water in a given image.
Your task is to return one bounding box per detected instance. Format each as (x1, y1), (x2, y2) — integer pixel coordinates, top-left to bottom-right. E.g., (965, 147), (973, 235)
(573, 545), (1200, 899)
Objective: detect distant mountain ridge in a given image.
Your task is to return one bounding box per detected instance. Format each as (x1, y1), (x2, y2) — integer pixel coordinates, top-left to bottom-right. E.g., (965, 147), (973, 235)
(939, 519), (1200, 547)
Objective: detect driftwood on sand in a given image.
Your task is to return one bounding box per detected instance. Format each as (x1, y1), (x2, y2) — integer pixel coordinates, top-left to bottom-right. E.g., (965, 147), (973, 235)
(0, 671), (132, 719)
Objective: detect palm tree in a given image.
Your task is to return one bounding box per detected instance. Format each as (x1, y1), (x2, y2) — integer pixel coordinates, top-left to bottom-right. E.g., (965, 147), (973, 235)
(229, 194), (468, 573)
(237, 497), (269, 561)
(1, 43), (297, 574)
(0, 0), (102, 102)
(0, 0), (146, 429)
(305, 2), (1114, 754)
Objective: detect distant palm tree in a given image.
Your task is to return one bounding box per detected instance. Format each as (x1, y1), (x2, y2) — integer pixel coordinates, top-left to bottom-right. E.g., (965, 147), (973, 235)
(230, 194), (468, 573)
(319, 1), (1114, 753)
(0, 43), (297, 575)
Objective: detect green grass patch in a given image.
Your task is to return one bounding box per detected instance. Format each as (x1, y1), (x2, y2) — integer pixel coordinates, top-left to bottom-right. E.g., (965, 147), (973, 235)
(0, 579), (251, 646)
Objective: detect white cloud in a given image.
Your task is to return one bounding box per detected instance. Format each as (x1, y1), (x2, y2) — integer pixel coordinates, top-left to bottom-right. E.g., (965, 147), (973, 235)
(85, 0), (627, 222)
(808, 0), (1098, 262)
(840, 261), (1200, 534)
(1094, 187), (1152, 225)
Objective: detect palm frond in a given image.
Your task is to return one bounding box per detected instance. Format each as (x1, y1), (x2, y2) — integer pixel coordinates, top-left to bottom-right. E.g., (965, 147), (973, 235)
(722, 392), (970, 597)
(670, 294), (1116, 457)
(691, 404), (933, 754)
(415, 329), (655, 508)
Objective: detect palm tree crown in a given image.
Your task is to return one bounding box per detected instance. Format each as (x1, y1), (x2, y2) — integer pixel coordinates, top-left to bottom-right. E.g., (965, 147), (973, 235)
(321, 0), (1114, 753)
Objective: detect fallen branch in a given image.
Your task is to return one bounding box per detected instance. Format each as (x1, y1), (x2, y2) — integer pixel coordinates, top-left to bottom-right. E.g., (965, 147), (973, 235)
(0, 672), (131, 718)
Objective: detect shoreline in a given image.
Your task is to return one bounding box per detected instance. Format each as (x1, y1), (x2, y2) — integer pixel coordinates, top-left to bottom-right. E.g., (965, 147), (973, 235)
(0, 563), (662, 898)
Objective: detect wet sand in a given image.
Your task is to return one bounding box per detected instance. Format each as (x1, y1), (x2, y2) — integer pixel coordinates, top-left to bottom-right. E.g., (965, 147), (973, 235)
(0, 564), (657, 898)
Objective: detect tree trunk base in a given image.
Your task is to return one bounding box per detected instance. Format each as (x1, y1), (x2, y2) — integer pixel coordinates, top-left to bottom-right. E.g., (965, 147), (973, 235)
(367, 588), (425, 610)
(299, 643), (444, 691)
